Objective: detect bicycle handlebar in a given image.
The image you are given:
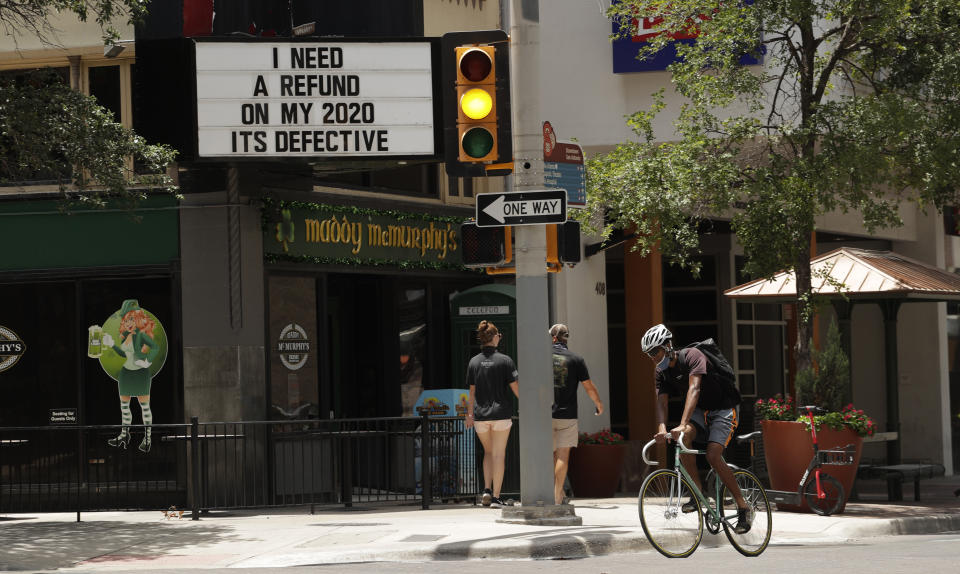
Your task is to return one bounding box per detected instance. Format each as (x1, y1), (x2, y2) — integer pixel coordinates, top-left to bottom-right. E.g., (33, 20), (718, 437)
(641, 431), (698, 465)
(641, 438), (658, 465)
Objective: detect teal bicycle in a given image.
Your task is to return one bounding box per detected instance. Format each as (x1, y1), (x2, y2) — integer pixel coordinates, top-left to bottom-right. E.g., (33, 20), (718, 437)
(639, 432), (772, 558)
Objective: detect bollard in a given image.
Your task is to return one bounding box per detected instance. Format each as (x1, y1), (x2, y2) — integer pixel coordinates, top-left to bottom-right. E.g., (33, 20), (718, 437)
(421, 413), (431, 509)
(190, 416), (200, 520)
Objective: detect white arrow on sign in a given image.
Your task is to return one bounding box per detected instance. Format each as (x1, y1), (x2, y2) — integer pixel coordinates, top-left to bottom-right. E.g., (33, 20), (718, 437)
(481, 195), (565, 224)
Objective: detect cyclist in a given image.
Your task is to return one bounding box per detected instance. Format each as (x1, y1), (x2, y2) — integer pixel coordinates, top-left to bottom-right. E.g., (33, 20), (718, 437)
(641, 323), (752, 534)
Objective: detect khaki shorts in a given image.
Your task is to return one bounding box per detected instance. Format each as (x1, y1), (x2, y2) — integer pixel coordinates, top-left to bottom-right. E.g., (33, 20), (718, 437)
(552, 418), (579, 450)
(474, 418), (513, 433)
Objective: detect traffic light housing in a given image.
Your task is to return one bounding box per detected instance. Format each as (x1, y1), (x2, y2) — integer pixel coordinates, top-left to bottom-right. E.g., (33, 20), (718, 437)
(546, 220), (582, 268)
(462, 221), (578, 273)
(442, 30), (512, 177)
(460, 222), (513, 267)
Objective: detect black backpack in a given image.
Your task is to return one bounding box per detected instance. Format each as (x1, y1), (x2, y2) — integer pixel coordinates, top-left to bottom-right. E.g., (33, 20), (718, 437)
(681, 338), (741, 404)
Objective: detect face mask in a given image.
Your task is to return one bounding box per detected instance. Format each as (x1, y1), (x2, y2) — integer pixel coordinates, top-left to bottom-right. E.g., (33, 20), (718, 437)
(657, 353), (671, 371)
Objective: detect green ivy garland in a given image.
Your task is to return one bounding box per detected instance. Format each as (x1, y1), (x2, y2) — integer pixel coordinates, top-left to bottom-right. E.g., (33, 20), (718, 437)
(265, 252), (481, 272)
(260, 197), (465, 230)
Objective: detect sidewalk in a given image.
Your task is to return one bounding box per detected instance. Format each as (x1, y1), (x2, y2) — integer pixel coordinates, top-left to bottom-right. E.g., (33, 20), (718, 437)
(1, 476), (958, 571)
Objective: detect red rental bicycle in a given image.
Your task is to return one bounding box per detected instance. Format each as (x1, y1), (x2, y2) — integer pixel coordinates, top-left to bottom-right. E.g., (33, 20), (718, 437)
(736, 405), (854, 516)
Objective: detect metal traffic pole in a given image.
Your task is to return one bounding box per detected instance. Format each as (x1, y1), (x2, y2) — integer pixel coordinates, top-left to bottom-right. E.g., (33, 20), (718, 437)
(498, 0), (580, 525)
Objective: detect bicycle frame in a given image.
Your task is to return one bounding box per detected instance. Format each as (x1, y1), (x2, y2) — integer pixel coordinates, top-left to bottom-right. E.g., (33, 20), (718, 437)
(642, 433), (737, 528)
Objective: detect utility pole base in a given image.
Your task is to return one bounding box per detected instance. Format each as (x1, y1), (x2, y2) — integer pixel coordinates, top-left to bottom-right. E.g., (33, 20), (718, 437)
(496, 503), (582, 526)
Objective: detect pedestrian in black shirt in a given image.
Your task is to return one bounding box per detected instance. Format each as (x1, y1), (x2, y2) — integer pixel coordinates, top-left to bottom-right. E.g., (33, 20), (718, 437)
(466, 320), (519, 508)
(550, 323), (603, 505)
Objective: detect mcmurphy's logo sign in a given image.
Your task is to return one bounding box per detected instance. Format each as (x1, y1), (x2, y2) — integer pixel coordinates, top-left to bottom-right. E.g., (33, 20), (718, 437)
(0, 325), (25, 374)
(265, 202), (463, 269)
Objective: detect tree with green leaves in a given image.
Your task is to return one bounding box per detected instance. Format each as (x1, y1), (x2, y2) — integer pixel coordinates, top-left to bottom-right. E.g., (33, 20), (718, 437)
(0, 1), (176, 206)
(586, 1), (960, 376)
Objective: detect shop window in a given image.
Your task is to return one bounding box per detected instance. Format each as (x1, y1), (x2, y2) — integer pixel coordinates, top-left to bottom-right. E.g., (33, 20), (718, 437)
(605, 245), (628, 436)
(399, 286), (427, 416)
(0, 67), (72, 185)
(88, 65), (122, 123)
(662, 255), (719, 344)
(734, 255), (788, 398)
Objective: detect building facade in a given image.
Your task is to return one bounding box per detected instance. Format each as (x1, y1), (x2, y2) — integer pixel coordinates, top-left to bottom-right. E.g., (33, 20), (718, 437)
(539, 0), (955, 475)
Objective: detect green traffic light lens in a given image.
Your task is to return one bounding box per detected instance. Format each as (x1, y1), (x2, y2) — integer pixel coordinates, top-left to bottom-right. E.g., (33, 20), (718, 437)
(462, 127), (494, 159)
(459, 49), (493, 82)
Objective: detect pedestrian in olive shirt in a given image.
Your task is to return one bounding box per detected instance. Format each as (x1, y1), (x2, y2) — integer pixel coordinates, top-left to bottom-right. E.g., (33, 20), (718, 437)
(550, 324), (603, 505)
(466, 320), (519, 508)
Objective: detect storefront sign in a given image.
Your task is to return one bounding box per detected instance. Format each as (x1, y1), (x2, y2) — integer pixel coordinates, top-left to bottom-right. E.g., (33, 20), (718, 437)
(278, 323), (310, 371)
(195, 40), (435, 158)
(611, 9), (761, 73)
(264, 203), (463, 269)
(49, 408), (78, 425)
(0, 325), (25, 373)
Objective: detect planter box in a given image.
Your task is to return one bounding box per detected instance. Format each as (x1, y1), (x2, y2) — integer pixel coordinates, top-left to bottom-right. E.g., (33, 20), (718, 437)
(568, 443), (626, 498)
(761, 420), (863, 513)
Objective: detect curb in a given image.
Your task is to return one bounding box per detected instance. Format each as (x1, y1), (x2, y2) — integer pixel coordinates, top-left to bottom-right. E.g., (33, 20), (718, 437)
(232, 513), (960, 567)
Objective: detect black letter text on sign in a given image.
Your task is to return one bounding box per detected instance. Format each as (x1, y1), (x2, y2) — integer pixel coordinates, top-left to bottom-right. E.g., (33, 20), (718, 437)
(475, 190), (567, 227)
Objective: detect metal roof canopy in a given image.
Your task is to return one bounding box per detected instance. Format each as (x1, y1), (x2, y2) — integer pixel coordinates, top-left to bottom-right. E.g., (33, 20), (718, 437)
(724, 247), (960, 303)
(724, 248), (960, 496)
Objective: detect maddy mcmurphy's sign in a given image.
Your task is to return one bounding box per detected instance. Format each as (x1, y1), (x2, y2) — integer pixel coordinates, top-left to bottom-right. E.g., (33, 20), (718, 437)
(265, 203), (462, 268)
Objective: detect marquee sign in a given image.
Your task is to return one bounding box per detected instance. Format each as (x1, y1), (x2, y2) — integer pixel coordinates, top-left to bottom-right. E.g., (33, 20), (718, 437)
(195, 40), (436, 158)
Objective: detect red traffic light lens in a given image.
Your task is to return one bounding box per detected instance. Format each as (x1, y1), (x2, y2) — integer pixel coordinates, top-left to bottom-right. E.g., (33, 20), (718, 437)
(459, 48), (493, 82)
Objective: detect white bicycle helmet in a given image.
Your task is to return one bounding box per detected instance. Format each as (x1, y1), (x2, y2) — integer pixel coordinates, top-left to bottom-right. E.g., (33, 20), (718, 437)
(641, 324), (673, 355)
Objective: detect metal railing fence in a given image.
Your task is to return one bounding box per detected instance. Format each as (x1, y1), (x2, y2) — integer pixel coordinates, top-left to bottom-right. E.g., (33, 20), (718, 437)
(0, 415), (487, 517)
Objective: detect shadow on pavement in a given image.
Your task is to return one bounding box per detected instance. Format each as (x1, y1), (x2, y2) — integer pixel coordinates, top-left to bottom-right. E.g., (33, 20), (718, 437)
(0, 519), (247, 571)
(429, 526), (635, 561)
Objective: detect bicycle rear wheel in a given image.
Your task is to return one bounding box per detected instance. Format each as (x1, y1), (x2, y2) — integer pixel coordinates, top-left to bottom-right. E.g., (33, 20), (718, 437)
(638, 469), (703, 558)
(803, 471), (844, 516)
(719, 469), (772, 557)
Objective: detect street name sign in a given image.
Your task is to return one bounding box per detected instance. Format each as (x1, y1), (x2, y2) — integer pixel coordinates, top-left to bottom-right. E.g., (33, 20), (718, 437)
(475, 190), (567, 227)
(543, 121), (585, 207)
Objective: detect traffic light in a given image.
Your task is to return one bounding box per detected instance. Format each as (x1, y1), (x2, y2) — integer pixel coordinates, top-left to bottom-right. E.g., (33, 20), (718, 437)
(462, 221), (577, 273)
(460, 222), (513, 267)
(442, 31), (512, 177)
(546, 220), (582, 269)
(559, 220), (582, 264)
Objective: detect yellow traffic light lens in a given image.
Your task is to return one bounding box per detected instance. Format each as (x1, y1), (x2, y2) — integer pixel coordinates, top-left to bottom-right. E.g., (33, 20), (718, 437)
(459, 48), (493, 82)
(460, 88), (493, 120)
(462, 127), (494, 159)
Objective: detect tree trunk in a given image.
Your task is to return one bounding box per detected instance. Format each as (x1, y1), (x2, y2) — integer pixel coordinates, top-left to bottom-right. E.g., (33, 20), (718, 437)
(794, 242), (813, 381)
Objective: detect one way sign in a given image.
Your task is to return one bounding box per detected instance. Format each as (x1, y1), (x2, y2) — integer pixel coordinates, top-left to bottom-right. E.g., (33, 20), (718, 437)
(475, 189), (567, 227)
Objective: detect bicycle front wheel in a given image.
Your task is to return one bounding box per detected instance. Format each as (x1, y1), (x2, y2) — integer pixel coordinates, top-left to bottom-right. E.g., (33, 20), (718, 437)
(638, 469), (703, 558)
(720, 469), (772, 557)
(803, 471), (844, 516)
